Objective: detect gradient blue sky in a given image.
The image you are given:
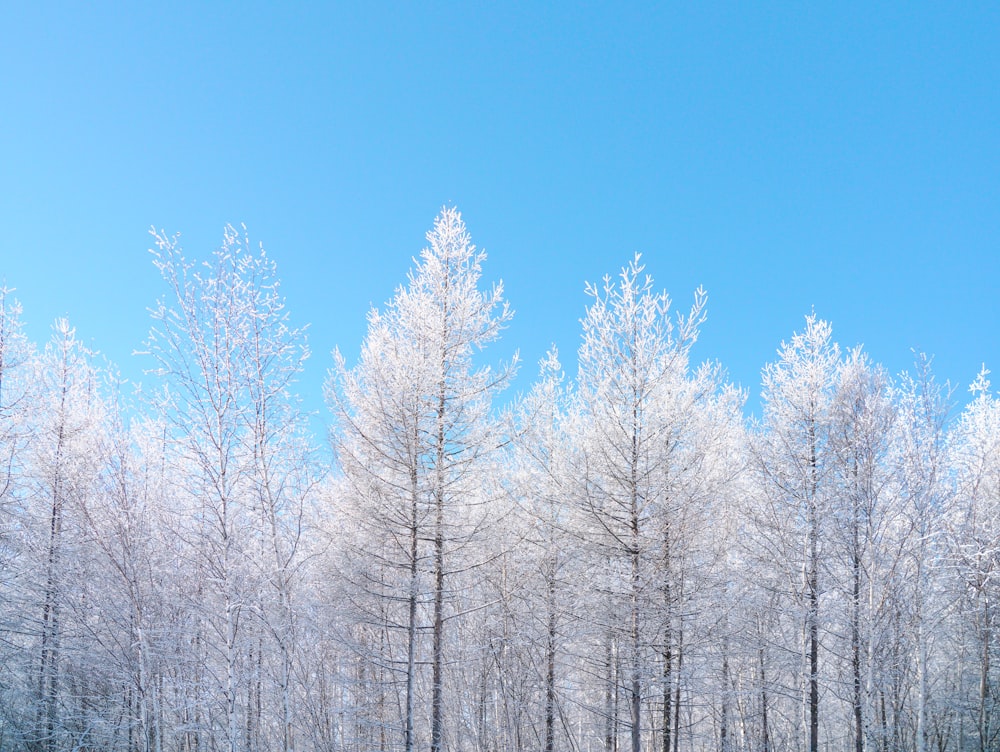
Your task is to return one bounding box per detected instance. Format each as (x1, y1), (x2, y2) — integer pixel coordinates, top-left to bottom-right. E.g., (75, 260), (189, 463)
(2, 2), (997, 421)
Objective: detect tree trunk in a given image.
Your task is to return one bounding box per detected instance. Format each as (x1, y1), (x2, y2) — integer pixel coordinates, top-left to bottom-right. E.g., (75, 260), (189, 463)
(545, 555), (556, 752)
(406, 473), (419, 752)
(606, 631), (616, 752)
(673, 626), (683, 752)
(759, 645), (770, 752)
(808, 425), (819, 752)
(431, 388), (446, 752)
(852, 494), (864, 752)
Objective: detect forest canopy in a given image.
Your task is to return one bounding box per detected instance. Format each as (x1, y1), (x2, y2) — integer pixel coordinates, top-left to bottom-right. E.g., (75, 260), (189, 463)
(0, 208), (997, 752)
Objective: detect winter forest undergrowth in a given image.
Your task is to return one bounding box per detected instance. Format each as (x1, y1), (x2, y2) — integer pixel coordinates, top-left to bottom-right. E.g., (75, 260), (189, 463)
(1, 208), (998, 752)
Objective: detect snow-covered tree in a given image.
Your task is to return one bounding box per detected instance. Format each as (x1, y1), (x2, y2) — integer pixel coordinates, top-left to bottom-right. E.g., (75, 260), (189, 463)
(18, 320), (105, 751)
(328, 207), (515, 752)
(828, 348), (898, 752)
(753, 313), (839, 752)
(574, 254), (735, 752)
(948, 366), (1000, 752)
(0, 288), (34, 737)
(143, 225), (315, 752)
(893, 353), (953, 752)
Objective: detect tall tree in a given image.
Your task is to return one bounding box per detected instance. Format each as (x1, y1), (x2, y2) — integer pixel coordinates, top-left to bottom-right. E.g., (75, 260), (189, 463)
(893, 353), (952, 752)
(510, 350), (576, 752)
(144, 224), (313, 752)
(0, 289), (33, 734)
(329, 207), (515, 752)
(755, 313), (839, 752)
(24, 320), (105, 751)
(237, 228), (315, 752)
(829, 348), (896, 752)
(575, 254), (710, 752)
(0, 288), (32, 515)
(948, 366), (1000, 752)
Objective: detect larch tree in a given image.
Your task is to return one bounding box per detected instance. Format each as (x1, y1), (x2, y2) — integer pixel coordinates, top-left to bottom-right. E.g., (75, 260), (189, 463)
(574, 254), (710, 752)
(0, 288), (33, 732)
(0, 287), (35, 737)
(947, 366), (1000, 752)
(509, 349), (577, 752)
(754, 313), (839, 752)
(83, 400), (170, 752)
(22, 320), (105, 751)
(893, 353), (953, 752)
(828, 348), (897, 752)
(328, 295), (431, 751)
(236, 227), (315, 752)
(328, 207), (515, 752)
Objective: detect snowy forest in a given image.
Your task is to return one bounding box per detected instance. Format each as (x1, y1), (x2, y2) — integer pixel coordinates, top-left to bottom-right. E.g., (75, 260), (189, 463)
(0, 207), (997, 752)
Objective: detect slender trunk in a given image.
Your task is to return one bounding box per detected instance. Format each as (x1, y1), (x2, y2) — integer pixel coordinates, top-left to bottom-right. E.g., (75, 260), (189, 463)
(979, 600), (991, 752)
(266, 502), (295, 752)
(226, 584), (238, 752)
(135, 617), (153, 752)
(431, 387), (446, 752)
(879, 691), (888, 752)
(127, 673), (135, 752)
(39, 422), (66, 752)
(808, 424), (819, 752)
(545, 554), (556, 752)
(866, 563), (877, 752)
(245, 639), (255, 752)
(809, 535), (819, 752)
(851, 560), (865, 752)
(662, 535), (672, 752)
(853, 505), (864, 752)
(280, 638), (292, 752)
(630, 510), (641, 752)
(255, 633), (263, 751)
(916, 540), (927, 752)
(379, 628), (388, 752)
(630, 583), (640, 752)
(662, 634), (672, 752)
(405, 471), (419, 752)
(432, 513), (444, 752)
(759, 645), (770, 752)
(629, 401), (641, 752)
(673, 627), (683, 752)
(720, 652), (730, 752)
(606, 632), (616, 752)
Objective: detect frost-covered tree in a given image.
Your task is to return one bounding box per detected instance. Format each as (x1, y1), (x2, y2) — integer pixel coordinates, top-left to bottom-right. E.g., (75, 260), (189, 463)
(893, 353), (953, 752)
(948, 366), (1000, 752)
(236, 231), (316, 752)
(328, 207), (515, 752)
(144, 225), (315, 752)
(0, 288), (34, 734)
(18, 320), (105, 751)
(67, 381), (175, 752)
(753, 313), (839, 752)
(828, 348), (897, 752)
(495, 350), (582, 752)
(0, 288), (32, 512)
(574, 254), (734, 752)
(517, 351), (571, 752)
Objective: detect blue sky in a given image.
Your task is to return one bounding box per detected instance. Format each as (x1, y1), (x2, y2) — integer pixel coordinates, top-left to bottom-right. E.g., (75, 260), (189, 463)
(2, 2), (997, 421)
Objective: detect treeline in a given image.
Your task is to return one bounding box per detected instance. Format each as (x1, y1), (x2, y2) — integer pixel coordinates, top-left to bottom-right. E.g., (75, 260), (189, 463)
(0, 208), (997, 752)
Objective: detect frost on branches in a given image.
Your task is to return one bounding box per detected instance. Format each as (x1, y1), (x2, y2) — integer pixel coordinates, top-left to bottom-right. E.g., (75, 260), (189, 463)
(0, 211), (996, 752)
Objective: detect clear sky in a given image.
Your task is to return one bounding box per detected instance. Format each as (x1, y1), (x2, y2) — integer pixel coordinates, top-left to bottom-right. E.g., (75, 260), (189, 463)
(2, 2), (998, 422)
